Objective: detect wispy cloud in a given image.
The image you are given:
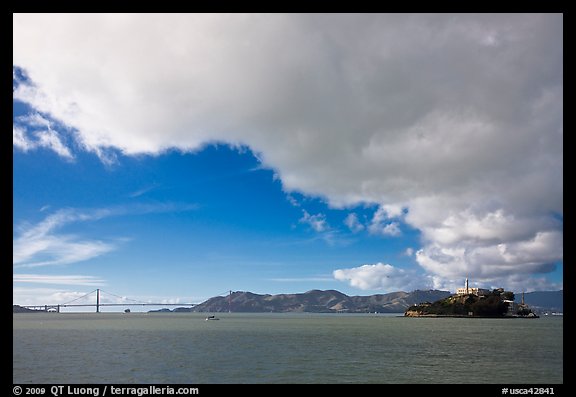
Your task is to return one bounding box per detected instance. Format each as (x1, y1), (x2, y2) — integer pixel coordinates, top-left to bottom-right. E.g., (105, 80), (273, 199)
(13, 274), (106, 286)
(13, 287), (92, 306)
(13, 209), (116, 268)
(13, 113), (74, 160)
(299, 210), (328, 233)
(286, 194), (301, 207)
(296, 208), (356, 246)
(129, 183), (160, 198)
(13, 126), (34, 151)
(13, 203), (198, 268)
(344, 213), (365, 233)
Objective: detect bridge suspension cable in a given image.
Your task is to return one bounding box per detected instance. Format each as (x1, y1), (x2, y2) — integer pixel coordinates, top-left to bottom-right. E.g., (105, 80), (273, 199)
(60, 289), (99, 306)
(98, 289), (150, 305)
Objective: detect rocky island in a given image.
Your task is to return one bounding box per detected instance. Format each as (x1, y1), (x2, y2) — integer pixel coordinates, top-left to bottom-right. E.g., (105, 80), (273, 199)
(405, 279), (538, 318)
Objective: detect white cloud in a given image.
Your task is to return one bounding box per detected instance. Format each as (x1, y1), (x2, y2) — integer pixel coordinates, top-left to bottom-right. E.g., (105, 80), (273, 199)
(13, 274), (106, 286)
(344, 213), (364, 233)
(367, 206), (403, 236)
(382, 222), (402, 237)
(379, 204), (404, 219)
(34, 129), (73, 159)
(13, 287), (130, 307)
(12, 287), (91, 306)
(13, 203), (198, 268)
(415, 230), (563, 279)
(128, 183), (160, 198)
(333, 262), (429, 292)
(286, 195), (301, 207)
(13, 14), (562, 285)
(13, 126), (34, 151)
(13, 209), (116, 268)
(334, 261), (562, 294)
(494, 273), (563, 293)
(13, 113), (74, 159)
(299, 210), (329, 233)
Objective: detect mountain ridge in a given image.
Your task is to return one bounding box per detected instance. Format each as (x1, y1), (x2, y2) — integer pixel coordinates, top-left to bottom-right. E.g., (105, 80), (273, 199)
(186, 289), (563, 314)
(191, 289), (452, 313)
(13, 289), (561, 314)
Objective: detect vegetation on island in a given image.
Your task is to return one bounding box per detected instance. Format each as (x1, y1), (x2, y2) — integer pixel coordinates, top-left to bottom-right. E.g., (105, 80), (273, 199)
(405, 289), (538, 317)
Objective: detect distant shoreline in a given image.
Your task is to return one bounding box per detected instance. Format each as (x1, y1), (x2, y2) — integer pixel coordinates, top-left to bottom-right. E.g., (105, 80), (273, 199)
(13, 288), (562, 314)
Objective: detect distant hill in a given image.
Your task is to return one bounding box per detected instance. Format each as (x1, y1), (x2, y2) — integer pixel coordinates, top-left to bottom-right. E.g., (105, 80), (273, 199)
(520, 290), (563, 313)
(190, 289), (452, 313)
(13, 290), (562, 314)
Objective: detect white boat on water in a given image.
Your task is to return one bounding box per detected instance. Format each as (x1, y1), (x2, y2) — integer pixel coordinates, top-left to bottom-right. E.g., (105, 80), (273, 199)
(204, 291), (232, 320)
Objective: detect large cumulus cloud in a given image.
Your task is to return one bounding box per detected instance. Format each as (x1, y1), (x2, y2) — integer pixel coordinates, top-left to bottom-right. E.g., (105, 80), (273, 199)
(333, 263), (425, 291)
(13, 13), (562, 289)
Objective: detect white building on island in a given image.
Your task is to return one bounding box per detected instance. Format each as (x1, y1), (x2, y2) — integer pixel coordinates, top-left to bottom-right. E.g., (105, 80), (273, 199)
(456, 278), (490, 296)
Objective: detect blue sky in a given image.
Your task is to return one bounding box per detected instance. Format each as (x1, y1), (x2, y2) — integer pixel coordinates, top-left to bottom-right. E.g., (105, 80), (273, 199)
(13, 125), (424, 305)
(13, 14), (562, 310)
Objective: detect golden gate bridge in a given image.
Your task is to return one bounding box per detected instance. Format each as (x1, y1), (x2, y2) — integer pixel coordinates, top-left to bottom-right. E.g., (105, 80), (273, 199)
(19, 288), (201, 313)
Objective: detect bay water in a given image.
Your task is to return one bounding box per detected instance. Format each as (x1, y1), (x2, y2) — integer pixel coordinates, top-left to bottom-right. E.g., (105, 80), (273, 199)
(13, 312), (563, 384)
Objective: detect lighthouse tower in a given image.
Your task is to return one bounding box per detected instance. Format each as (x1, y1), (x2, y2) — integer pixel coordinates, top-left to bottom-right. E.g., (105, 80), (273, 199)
(457, 277), (489, 296)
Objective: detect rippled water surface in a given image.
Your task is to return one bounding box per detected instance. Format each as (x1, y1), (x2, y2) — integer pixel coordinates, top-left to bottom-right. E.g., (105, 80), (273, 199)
(13, 313), (563, 384)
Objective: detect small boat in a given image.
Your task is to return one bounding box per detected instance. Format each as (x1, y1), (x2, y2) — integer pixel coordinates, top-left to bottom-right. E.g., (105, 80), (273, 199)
(205, 315), (219, 321)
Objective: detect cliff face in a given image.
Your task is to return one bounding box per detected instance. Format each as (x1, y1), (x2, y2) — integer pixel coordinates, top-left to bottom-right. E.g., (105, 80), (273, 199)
(192, 289), (451, 313)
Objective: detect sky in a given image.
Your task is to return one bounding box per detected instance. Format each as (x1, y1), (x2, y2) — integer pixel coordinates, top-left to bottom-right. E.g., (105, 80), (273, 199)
(13, 13), (563, 311)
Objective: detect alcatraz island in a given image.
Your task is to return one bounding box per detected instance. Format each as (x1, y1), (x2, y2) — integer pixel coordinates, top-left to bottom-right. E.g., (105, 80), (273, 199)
(404, 278), (539, 318)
